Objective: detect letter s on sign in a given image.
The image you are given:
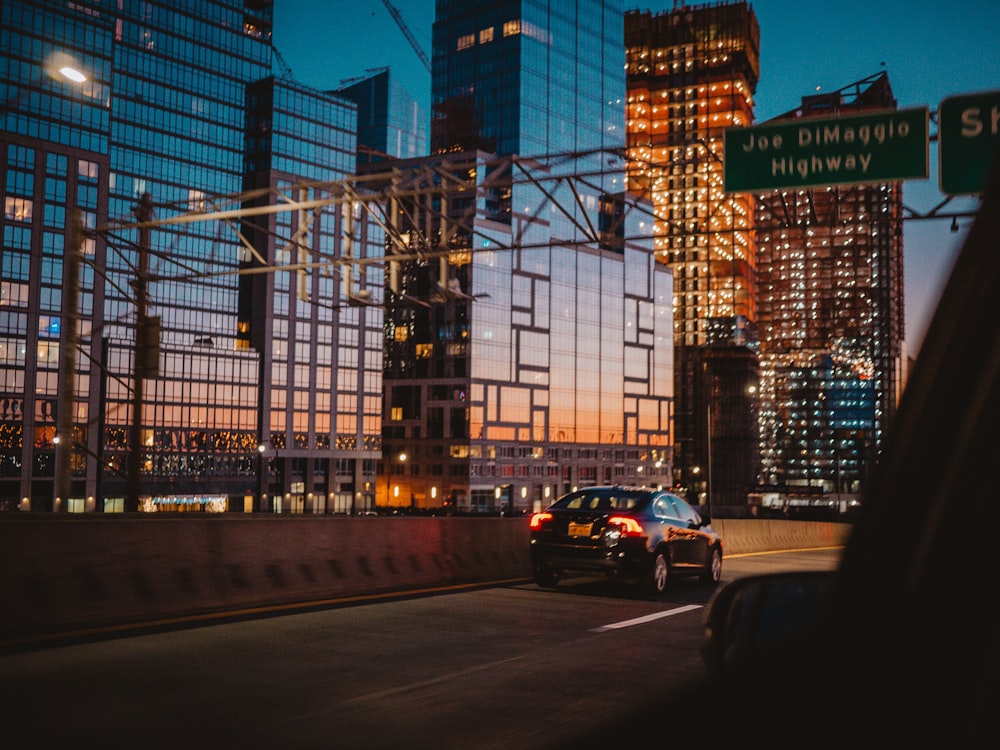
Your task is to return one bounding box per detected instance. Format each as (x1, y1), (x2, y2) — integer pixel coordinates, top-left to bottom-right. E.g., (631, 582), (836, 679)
(961, 107), (982, 138)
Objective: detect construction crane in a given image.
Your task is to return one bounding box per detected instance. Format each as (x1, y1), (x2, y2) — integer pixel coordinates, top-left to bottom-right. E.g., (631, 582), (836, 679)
(273, 45), (294, 80)
(381, 0), (431, 73)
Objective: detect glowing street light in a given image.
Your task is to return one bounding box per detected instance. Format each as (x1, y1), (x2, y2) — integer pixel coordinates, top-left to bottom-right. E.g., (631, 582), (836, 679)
(58, 66), (87, 83)
(47, 51), (87, 84)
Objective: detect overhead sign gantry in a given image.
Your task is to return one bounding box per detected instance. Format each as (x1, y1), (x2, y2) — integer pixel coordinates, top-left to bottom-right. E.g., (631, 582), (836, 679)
(723, 107), (929, 192)
(938, 90), (1000, 196)
(724, 89), (1000, 197)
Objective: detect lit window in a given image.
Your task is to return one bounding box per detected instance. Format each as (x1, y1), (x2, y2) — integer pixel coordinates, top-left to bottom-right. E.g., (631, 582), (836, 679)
(78, 160), (99, 180)
(457, 33), (474, 51)
(1, 282), (29, 308)
(503, 19), (520, 36)
(4, 197), (32, 222)
(188, 189), (207, 211)
(479, 27), (494, 44)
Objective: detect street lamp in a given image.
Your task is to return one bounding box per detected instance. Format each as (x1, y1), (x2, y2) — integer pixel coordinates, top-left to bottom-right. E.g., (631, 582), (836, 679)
(3, 52), (88, 118)
(57, 65), (86, 83)
(47, 52), (88, 85)
(396, 452), (408, 508)
(256, 442), (268, 512)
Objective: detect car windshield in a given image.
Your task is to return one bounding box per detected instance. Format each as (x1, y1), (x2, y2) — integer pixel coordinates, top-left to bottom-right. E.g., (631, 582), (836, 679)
(551, 489), (647, 512)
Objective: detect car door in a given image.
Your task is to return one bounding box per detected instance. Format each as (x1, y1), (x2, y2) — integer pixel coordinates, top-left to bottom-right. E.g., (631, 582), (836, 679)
(665, 494), (708, 568)
(651, 494), (697, 569)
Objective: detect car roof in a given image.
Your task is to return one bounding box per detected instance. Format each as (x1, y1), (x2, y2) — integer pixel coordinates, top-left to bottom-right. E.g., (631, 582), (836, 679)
(561, 485), (672, 494)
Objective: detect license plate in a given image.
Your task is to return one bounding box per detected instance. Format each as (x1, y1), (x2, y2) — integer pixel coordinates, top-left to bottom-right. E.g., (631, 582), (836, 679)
(568, 521), (592, 537)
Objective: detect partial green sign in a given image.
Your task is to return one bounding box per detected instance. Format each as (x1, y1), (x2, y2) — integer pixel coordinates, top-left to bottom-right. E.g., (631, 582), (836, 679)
(938, 90), (1000, 196)
(724, 107), (929, 192)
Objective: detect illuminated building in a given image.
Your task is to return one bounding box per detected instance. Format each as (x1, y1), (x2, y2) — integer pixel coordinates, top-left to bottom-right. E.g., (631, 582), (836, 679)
(625, 2), (761, 510)
(375, 0), (674, 514)
(755, 72), (905, 499)
(0, 1), (380, 512)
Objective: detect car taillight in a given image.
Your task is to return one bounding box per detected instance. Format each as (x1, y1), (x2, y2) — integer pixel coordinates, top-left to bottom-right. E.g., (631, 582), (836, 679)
(608, 516), (643, 536)
(529, 512), (553, 530)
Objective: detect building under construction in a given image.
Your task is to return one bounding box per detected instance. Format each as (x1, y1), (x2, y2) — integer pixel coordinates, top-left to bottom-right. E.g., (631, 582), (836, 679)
(625, 1), (761, 510)
(755, 72), (905, 504)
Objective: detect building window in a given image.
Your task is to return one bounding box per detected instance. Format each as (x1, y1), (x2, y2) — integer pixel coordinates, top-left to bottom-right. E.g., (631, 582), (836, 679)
(78, 160), (99, 180)
(4, 197), (32, 222)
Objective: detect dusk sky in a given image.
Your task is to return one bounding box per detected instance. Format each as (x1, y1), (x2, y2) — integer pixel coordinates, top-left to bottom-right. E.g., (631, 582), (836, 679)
(273, 1), (1000, 359)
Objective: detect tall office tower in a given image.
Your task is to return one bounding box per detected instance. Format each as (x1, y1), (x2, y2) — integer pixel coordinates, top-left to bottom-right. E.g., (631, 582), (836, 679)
(0, 1), (372, 513)
(625, 2), (760, 511)
(377, 0), (674, 514)
(339, 68), (428, 165)
(239, 77), (380, 515)
(756, 72), (905, 503)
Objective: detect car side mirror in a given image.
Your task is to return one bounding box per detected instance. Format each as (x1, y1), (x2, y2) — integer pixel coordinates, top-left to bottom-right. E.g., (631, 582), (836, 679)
(701, 571), (835, 681)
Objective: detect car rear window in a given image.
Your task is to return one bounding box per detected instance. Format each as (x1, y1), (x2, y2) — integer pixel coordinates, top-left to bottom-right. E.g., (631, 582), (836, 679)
(554, 491), (645, 512)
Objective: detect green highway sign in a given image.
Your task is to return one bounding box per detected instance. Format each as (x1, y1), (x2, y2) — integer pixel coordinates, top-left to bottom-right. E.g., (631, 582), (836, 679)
(938, 90), (1000, 196)
(724, 107), (929, 192)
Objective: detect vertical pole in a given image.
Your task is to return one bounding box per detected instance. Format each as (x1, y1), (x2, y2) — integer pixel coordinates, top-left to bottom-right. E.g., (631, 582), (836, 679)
(53, 211), (83, 510)
(95, 337), (109, 511)
(125, 192), (153, 512)
(706, 399), (713, 520)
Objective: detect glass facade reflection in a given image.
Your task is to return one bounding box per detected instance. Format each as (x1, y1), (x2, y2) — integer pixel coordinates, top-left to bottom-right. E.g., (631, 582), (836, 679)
(240, 77), (381, 514)
(340, 69), (428, 165)
(1, 1), (117, 510)
(1, 1), (384, 513)
(378, 1), (673, 514)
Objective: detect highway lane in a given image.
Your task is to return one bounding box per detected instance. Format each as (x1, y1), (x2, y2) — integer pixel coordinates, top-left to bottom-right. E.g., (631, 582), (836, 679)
(1, 548), (840, 749)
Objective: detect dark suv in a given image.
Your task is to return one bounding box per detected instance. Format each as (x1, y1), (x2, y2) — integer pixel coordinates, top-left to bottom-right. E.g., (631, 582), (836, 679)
(529, 486), (723, 593)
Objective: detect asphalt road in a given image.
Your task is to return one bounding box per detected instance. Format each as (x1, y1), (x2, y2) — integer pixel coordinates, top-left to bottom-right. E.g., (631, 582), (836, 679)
(1, 548), (840, 749)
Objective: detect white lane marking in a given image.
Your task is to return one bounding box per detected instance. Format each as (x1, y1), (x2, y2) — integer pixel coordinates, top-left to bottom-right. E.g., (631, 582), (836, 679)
(591, 604), (703, 632)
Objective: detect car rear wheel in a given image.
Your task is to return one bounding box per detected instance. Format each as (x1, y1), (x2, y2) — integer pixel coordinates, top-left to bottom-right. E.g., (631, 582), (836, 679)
(533, 563), (558, 588)
(700, 547), (722, 584)
(644, 551), (669, 594)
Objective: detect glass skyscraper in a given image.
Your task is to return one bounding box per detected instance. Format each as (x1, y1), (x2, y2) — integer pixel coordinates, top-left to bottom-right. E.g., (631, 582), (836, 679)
(340, 68), (428, 166)
(1, 1), (379, 513)
(240, 76), (382, 514)
(2, 0), (269, 510)
(378, 0), (674, 514)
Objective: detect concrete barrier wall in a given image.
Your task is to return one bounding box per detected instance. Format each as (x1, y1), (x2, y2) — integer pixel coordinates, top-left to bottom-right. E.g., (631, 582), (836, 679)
(0, 516), (851, 643)
(712, 518), (852, 555)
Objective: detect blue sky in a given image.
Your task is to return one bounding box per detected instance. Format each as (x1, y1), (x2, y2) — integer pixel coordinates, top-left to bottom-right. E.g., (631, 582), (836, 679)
(273, 1), (1000, 358)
